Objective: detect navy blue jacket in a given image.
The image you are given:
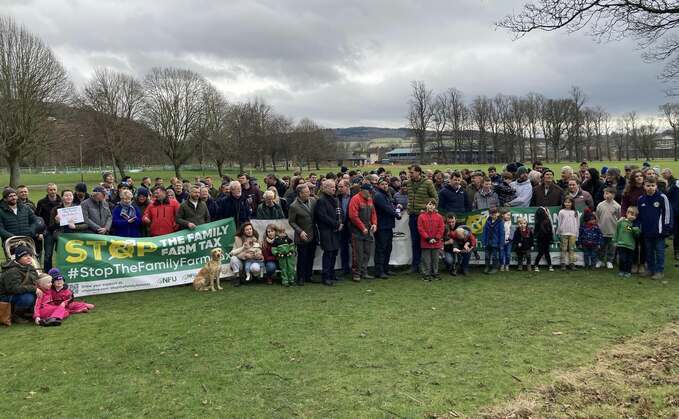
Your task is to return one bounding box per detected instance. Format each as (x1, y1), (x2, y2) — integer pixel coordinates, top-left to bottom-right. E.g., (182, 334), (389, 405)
(637, 191), (673, 238)
(216, 194), (252, 227)
(438, 185), (470, 215)
(373, 188), (398, 230)
(482, 218), (504, 248)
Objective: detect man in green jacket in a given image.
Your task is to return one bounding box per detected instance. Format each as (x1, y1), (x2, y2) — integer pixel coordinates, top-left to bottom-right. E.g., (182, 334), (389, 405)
(0, 188), (41, 257)
(405, 165), (437, 272)
(0, 245), (40, 320)
(176, 185), (210, 230)
(256, 190), (285, 219)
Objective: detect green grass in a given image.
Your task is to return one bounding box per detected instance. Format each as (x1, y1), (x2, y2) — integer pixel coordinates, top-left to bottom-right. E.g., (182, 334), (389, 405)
(6, 159), (679, 204)
(2, 260), (679, 417)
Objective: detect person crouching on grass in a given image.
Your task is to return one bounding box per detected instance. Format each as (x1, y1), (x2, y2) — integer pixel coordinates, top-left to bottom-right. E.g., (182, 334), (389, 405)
(482, 208), (503, 275)
(614, 206), (640, 278)
(417, 199), (445, 281)
(637, 177), (673, 280)
(578, 209), (603, 269)
(443, 213), (459, 275)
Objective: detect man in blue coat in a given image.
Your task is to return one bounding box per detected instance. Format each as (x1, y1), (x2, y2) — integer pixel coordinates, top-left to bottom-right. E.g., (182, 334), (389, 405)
(438, 172), (470, 216)
(373, 178), (400, 278)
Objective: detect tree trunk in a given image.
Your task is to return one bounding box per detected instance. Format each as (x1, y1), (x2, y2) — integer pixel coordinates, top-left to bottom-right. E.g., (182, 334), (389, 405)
(315, 160), (320, 170)
(271, 153), (277, 172)
(7, 154), (21, 188)
(172, 161), (182, 179)
(238, 160), (244, 174)
(216, 160), (224, 178)
(418, 135), (426, 164)
(113, 154), (127, 179)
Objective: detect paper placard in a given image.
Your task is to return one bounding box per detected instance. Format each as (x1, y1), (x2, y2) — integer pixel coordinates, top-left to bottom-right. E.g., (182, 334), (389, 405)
(57, 206), (84, 226)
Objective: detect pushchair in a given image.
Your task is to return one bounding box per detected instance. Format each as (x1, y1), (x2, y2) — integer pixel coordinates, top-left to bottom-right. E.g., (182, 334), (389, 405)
(3, 235), (43, 274)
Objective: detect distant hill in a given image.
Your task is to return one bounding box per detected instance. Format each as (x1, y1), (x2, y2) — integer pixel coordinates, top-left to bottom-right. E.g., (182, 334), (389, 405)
(331, 127), (411, 141)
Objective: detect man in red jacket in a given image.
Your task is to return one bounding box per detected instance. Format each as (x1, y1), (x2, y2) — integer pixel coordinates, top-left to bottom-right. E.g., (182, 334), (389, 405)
(143, 186), (179, 236)
(348, 184), (377, 281)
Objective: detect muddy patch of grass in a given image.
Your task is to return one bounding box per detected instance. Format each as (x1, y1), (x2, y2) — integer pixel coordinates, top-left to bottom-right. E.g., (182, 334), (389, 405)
(477, 323), (679, 419)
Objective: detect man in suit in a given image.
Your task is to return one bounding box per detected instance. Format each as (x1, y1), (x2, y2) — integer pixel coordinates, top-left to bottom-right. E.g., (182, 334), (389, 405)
(288, 184), (316, 286)
(314, 180), (342, 286)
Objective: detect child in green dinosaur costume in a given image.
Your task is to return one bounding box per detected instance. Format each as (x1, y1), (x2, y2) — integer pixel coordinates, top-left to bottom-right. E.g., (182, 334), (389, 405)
(271, 226), (296, 286)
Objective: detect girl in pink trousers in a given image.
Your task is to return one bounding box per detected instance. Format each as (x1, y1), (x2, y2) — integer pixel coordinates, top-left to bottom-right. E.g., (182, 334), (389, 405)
(48, 268), (95, 314)
(33, 274), (69, 327)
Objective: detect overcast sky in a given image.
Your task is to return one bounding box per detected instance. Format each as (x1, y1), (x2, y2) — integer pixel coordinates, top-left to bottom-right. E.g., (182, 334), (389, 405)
(3, 0), (670, 128)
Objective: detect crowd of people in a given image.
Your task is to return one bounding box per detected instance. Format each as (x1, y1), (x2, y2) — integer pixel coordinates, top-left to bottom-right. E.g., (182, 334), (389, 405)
(0, 160), (677, 326)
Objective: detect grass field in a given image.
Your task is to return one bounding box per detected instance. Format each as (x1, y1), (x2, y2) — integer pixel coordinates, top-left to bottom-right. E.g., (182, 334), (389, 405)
(4, 159), (679, 203)
(2, 260), (679, 417)
(2, 160), (679, 417)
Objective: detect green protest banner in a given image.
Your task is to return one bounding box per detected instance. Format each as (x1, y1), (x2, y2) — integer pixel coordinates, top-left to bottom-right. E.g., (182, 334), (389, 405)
(56, 218), (236, 296)
(452, 206), (580, 264)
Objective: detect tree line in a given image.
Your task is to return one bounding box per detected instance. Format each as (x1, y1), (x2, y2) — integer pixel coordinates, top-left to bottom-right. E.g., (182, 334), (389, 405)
(407, 80), (679, 164)
(0, 16), (334, 187)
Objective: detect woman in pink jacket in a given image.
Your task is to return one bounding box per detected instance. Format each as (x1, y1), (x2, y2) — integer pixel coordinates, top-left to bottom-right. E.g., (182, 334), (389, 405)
(417, 199), (445, 281)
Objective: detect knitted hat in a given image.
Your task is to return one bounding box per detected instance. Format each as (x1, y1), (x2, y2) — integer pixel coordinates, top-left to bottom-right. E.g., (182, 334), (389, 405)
(136, 187), (150, 197)
(360, 184), (374, 192)
(583, 209), (595, 223)
(13, 245), (32, 259)
(48, 268), (64, 281)
(516, 166), (529, 175)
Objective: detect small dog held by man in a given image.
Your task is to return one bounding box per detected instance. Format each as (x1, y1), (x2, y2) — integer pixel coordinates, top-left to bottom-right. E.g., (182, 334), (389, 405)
(192, 248), (224, 291)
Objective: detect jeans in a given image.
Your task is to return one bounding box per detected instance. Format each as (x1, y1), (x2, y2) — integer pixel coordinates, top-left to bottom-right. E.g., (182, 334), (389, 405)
(644, 237), (666, 273)
(618, 247), (633, 273)
(0, 292), (35, 309)
(408, 213), (421, 270)
(599, 237), (616, 264)
(485, 246), (499, 269)
(244, 260), (262, 276)
(264, 261), (277, 277)
(499, 242), (512, 266)
(321, 249), (338, 281)
(583, 247), (598, 267)
(443, 251), (457, 271)
(43, 231), (55, 271)
(374, 229), (393, 276)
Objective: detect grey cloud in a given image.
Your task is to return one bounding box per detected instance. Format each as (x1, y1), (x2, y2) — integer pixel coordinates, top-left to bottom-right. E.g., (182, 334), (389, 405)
(1, 0), (671, 127)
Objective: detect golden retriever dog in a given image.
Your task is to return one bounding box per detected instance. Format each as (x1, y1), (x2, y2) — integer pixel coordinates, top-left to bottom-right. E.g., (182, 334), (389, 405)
(193, 248), (223, 291)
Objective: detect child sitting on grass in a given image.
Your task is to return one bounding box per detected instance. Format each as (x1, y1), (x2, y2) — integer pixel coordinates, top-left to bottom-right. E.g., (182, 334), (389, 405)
(512, 217), (534, 271)
(417, 199), (445, 281)
(613, 206), (640, 278)
(48, 268), (94, 314)
(533, 207), (555, 272)
(578, 209), (603, 269)
(33, 274), (69, 327)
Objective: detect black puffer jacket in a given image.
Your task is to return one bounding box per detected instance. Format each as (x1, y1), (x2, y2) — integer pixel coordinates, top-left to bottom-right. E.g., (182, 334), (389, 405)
(0, 260), (38, 296)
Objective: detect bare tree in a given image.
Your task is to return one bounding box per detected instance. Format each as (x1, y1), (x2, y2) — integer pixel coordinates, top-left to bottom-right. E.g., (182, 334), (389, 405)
(142, 67), (208, 178)
(497, 1), (679, 84)
(566, 86), (587, 161)
(431, 93), (449, 162)
(637, 118), (659, 160)
(195, 83), (228, 177)
(445, 88), (468, 163)
(660, 102), (679, 160)
(623, 111), (638, 160)
(407, 81), (434, 163)
(542, 98), (571, 162)
(471, 96), (492, 163)
(524, 93), (544, 162)
(0, 16), (72, 187)
(80, 68), (144, 178)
